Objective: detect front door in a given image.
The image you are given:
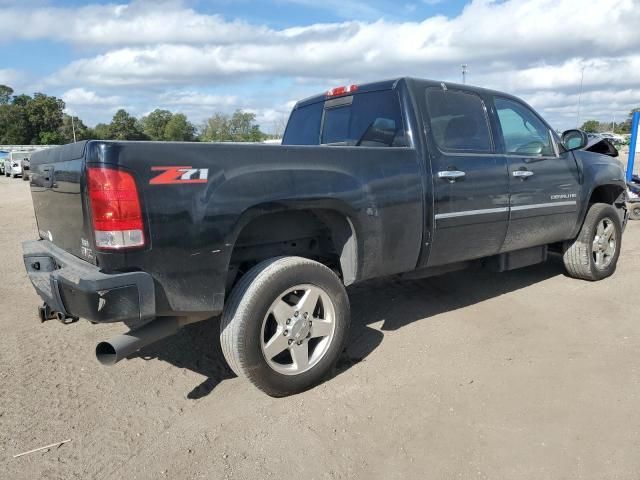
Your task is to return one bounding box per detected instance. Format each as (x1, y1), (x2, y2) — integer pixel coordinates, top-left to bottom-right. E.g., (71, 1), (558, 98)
(491, 96), (581, 252)
(423, 87), (510, 267)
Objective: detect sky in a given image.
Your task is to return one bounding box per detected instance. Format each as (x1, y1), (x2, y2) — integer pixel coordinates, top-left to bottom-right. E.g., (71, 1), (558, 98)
(1, 0), (639, 133)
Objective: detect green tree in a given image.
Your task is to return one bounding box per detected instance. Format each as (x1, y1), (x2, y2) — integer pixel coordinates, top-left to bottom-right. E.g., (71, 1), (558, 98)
(201, 112), (231, 142)
(12, 94), (32, 107)
(580, 120), (600, 133)
(164, 113), (195, 141)
(93, 123), (112, 139)
(141, 109), (173, 140)
(249, 124), (264, 142)
(0, 103), (31, 144)
(200, 110), (265, 142)
(39, 130), (64, 145)
(229, 110), (256, 141)
(59, 114), (92, 143)
(0, 85), (13, 105)
(26, 93), (65, 144)
(109, 109), (146, 140)
(617, 108), (640, 134)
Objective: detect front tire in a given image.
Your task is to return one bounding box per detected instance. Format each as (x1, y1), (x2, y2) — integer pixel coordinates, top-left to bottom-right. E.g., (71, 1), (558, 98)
(563, 203), (622, 281)
(220, 256), (350, 397)
(628, 202), (640, 221)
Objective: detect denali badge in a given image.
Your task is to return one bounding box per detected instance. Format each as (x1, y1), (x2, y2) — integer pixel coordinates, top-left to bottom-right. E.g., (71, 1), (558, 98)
(550, 193), (577, 200)
(150, 166), (209, 185)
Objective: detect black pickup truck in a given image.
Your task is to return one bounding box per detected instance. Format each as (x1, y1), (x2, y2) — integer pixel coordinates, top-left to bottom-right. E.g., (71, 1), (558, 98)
(23, 78), (628, 396)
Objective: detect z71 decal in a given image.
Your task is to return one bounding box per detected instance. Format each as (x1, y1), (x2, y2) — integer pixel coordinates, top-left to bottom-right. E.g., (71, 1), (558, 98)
(150, 166), (209, 184)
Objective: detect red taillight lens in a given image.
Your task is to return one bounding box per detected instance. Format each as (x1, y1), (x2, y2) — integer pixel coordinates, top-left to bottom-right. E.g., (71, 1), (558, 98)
(87, 167), (145, 250)
(326, 84), (358, 98)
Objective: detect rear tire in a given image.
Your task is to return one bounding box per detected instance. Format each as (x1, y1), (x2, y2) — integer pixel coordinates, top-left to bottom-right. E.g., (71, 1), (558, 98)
(220, 256), (350, 397)
(563, 203), (622, 281)
(628, 202), (640, 221)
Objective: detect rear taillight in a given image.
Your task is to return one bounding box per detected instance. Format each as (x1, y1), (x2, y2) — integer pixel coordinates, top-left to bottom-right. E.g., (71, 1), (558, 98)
(87, 167), (145, 250)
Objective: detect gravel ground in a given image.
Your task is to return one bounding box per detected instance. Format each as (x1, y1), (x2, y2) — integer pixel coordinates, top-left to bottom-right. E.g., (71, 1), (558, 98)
(1, 174), (640, 479)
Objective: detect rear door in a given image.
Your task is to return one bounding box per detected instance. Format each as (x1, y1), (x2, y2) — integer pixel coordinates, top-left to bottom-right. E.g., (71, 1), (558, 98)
(491, 96), (581, 251)
(423, 87), (510, 267)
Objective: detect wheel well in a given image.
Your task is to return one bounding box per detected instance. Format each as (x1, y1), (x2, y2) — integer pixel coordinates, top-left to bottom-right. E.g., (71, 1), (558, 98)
(228, 209), (357, 290)
(589, 184), (625, 206)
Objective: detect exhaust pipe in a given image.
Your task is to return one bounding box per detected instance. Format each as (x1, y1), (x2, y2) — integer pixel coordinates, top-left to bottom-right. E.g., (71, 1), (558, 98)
(96, 316), (182, 366)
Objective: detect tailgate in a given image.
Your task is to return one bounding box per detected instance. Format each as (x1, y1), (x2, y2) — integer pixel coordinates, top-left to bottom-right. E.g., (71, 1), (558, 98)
(29, 142), (94, 263)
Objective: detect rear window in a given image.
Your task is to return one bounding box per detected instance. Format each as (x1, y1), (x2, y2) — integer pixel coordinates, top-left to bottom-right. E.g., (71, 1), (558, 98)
(283, 89), (407, 147)
(425, 89), (492, 153)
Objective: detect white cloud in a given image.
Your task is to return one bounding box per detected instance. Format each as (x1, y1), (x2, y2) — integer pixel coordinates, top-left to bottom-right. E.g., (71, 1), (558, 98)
(0, 0), (270, 46)
(62, 88), (122, 106)
(5, 0), (640, 129)
(0, 69), (22, 87)
(158, 91), (238, 107)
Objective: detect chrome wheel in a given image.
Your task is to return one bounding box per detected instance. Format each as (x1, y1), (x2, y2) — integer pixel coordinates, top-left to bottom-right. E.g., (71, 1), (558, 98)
(592, 217), (617, 270)
(260, 284), (336, 375)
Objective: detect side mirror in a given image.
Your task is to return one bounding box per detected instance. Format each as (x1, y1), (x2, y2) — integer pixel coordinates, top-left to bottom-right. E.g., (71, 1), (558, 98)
(561, 129), (588, 151)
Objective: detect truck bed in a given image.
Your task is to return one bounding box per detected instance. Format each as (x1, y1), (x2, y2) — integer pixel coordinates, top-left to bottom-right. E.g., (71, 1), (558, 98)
(28, 140), (424, 317)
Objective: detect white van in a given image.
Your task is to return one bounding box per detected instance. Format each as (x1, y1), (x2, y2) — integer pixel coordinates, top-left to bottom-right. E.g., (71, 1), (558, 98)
(4, 151), (31, 178)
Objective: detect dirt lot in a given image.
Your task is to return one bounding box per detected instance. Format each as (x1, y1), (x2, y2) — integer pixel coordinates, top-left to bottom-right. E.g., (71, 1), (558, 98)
(1, 174), (640, 480)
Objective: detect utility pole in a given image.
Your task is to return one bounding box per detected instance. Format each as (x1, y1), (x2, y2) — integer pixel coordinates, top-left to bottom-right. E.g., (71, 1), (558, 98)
(71, 115), (77, 143)
(461, 64), (468, 84)
(576, 65), (585, 128)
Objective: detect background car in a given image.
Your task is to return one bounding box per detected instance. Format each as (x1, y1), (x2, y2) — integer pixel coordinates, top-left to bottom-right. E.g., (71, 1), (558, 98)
(0, 151), (8, 175)
(600, 132), (626, 145)
(4, 151), (31, 178)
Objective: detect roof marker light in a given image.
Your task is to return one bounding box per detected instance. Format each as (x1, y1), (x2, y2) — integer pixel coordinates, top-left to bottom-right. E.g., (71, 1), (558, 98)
(326, 84), (359, 98)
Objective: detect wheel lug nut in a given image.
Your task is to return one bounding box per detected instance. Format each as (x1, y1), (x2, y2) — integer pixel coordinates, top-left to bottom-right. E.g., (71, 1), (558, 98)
(288, 339), (293, 345)
(283, 330), (288, 336)
(294, 311), (299, 317)
(303, 312), (308, 319)
(286, 319), (290, 325)
(297, 340), (303, 345)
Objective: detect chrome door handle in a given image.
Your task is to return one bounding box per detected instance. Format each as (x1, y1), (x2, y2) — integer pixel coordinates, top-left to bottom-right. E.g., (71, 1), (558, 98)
(438, 170), (466, 183)
(512, 170), (534, 179)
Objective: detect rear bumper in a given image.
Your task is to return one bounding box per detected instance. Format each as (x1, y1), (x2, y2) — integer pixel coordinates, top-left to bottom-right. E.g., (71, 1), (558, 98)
(23, 240), (155, 323)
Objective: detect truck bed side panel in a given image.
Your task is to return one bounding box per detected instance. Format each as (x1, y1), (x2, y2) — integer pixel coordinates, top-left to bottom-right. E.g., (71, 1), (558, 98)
(89, 141), (423, 314)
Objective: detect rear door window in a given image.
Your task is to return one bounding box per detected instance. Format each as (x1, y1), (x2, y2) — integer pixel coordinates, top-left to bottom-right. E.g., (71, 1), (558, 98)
(425, 88), (493, 153)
